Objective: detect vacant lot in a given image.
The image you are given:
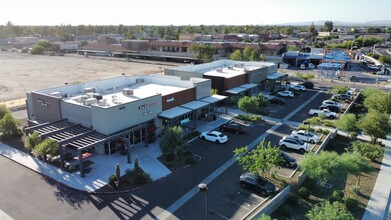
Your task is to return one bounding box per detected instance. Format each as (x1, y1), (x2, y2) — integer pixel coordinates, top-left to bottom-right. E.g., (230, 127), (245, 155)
(0, 52), (180, 102)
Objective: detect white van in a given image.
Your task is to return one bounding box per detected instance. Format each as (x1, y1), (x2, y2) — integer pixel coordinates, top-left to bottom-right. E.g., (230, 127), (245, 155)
(300, 64), (306, 70)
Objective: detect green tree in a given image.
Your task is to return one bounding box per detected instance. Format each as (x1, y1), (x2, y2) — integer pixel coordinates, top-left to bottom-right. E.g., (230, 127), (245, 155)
(308, 23), (317, 43)
(0, 104), (10, 119)
(24, 131), (41, 153)
(36, 40), (51, 50)
(0, 113), (20, 137)
(255, 214), (274, 220)
(379, 55), (391, 65)
(257, 93), (270, 113)
(334, 114), (357, 135)
(351, 140), (385, 161)
(211, 88), (218, 95)
(189, 44), (216, 62)
(323, 21), (334, 32)
(259, 53), (266, 61)
(288, 46), (301, 51)
(333, 85), (349, 95)
(159, 126), (186, 160)
(300, 151), (347, 184)
(234, 140), (281, 177)
(363, 89), (389, 113)
(230, 50), (245, 61)
(30, 46), (45, 54)
(238, 96), (259, 115)
(306, 201), (354, 220)
(357, 109), (391, 142)
(34, 138), (58, 161)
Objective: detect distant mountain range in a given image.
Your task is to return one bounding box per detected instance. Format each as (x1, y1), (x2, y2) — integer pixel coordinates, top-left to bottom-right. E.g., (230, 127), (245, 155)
(277, 20), (391, 26)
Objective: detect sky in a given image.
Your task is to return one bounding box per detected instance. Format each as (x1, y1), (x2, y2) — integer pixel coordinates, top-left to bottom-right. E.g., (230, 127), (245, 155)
(2, 0), (391, 26)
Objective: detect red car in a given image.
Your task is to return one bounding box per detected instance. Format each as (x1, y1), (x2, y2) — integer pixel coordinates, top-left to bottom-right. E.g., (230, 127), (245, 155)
(219, 123), (246, 134)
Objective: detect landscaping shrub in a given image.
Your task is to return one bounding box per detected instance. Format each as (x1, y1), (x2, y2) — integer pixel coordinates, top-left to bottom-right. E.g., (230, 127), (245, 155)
(164, 154), (175, 162)
(185, 156), (196, 165)
(316, 128), (323, 133)
(345, 197), (359, 212)
(322, 120), (335, 127)
(299, 187), (310, 198)
(130, 172), (152, 185)
(182, 150), (193, 156)
(236, 114), (262, 122)
(134, 157), (139, 170)
(280, 205), (294, 217)
(108, 174), (117, 186)
(287, 195), (299, 206)
(322, 129), (330, 135)
(184, 130), (200, 141)
(329, 190), (345, 203)
(349, 185), (360, 195)
(349, 132), (358, 139)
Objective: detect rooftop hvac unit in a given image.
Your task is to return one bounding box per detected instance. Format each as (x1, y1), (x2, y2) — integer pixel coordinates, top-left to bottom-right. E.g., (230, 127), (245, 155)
(85, 92), (94, 98)
(98, 99), (108, 106)
(216, 68), (223, 73)
(122, 88), (134, 96)
(136, 78), (144, 83)
(84, 87), (95, 93)
(93, 93), (103, 100)
(84, 98), (97, 106)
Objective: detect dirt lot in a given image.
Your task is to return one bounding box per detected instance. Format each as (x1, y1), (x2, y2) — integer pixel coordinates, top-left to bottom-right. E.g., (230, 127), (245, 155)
(0, 51), (181, 102)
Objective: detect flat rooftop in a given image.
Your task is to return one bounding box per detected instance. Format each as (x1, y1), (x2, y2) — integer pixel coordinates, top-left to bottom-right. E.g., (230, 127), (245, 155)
(63, 82), (188, 108)
(33, 75), (196, 108)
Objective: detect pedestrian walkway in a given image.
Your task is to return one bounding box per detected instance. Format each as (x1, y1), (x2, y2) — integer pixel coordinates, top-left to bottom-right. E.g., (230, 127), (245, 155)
(362, 138), (391, 220)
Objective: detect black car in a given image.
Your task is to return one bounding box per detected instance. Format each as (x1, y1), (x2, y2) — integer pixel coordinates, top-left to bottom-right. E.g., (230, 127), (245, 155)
(269, 97), (285, 105)
(280, 152), (297, 168)
(319, 105), (340, 113)
(219, 123), (246, 134)
(300, 81), (314, 89)
(239, 172), (276, 196)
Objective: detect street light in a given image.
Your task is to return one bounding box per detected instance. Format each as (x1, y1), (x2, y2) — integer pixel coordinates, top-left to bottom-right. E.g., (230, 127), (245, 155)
(198, 183), (208, 220)
(303, 121), (311, 144)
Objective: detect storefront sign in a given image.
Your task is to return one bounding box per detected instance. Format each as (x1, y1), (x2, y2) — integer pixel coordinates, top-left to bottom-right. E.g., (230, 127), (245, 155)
(138, 102), (156, 110)
(37, 99), (50, 107)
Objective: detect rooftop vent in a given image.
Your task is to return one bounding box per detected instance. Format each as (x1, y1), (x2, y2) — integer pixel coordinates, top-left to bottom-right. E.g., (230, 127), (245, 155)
(122, 88), (134, 96)
(84, 87), (95, 93)
(50, 91), (62, 98)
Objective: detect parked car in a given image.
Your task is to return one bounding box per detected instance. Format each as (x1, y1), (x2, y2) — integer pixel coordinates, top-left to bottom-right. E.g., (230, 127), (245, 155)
(280, 152), (297, 168)
(219, 122), (246, 134)
(199, 131), (228, 143)
(319, 105), (340, 113)
(300, 81), (314, 89)
(300, 64), (306, 70)
(239, 172), (276, 196)
(269, 96), (285, 105)
(277, 90), (294, 98)
(321, 100), (342, 109)
(346, 88), (356, 96)
(279, 136), (310, 153)
(289, 84), (306, 91)
(291, 130), (320, 144)
(309, 109), (337, 119)
(332, 94), (352, 101)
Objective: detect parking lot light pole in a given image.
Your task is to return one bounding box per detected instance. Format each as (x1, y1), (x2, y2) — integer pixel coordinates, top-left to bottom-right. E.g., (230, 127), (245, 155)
(198, 183), (208, 220)
(303, 121), (310, 144)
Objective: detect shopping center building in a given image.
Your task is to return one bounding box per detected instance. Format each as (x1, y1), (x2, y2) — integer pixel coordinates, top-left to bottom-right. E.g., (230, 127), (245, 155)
(25, 74), (227, 176)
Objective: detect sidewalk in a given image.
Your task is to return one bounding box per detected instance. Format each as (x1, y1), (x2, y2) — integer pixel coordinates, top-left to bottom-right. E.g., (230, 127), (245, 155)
(362, 138), (391, 220)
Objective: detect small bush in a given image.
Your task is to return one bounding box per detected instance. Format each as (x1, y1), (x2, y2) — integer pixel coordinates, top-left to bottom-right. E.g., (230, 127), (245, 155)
(322, 120), (335, 127)
(287, 195), (299, 206)
(345, 197), (359, 212)
(108, 174), (117, 186)
(350, 185), (360, 194)
(164, 154), (175, 161)
(182, 150), (193, 156)
(316, 128), (323, 133)
(322, 129), (330, 135)
(349, 132), (358, 139)
(280, 205), (294, 217)
(130, 172), (152, 185)
(236, 114), (262, 122)
(185, 156), (196, 165)
(184, 131), (201, 141)
(329, 190), (345, 203)
(299, 187), (310, 198)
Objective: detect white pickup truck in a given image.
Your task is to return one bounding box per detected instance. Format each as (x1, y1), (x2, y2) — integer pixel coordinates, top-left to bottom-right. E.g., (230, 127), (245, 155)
(309, 109), (337, 119)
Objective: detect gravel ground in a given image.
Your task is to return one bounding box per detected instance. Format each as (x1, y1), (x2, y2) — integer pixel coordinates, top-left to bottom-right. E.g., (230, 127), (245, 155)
(0, 51), (180, 102)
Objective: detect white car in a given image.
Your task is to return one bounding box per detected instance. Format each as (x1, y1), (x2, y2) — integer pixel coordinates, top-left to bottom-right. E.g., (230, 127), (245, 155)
(277, 90), (294, 98)
(289, 84), (306, 91)
(291, 130), (320, 144)
(321, 100), (342, 109)
(279, 136), (310, 154)
(199, 131), (228, 144)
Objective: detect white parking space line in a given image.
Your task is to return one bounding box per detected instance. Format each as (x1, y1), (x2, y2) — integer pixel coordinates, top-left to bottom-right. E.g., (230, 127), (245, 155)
(200, 204), (231, 220)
